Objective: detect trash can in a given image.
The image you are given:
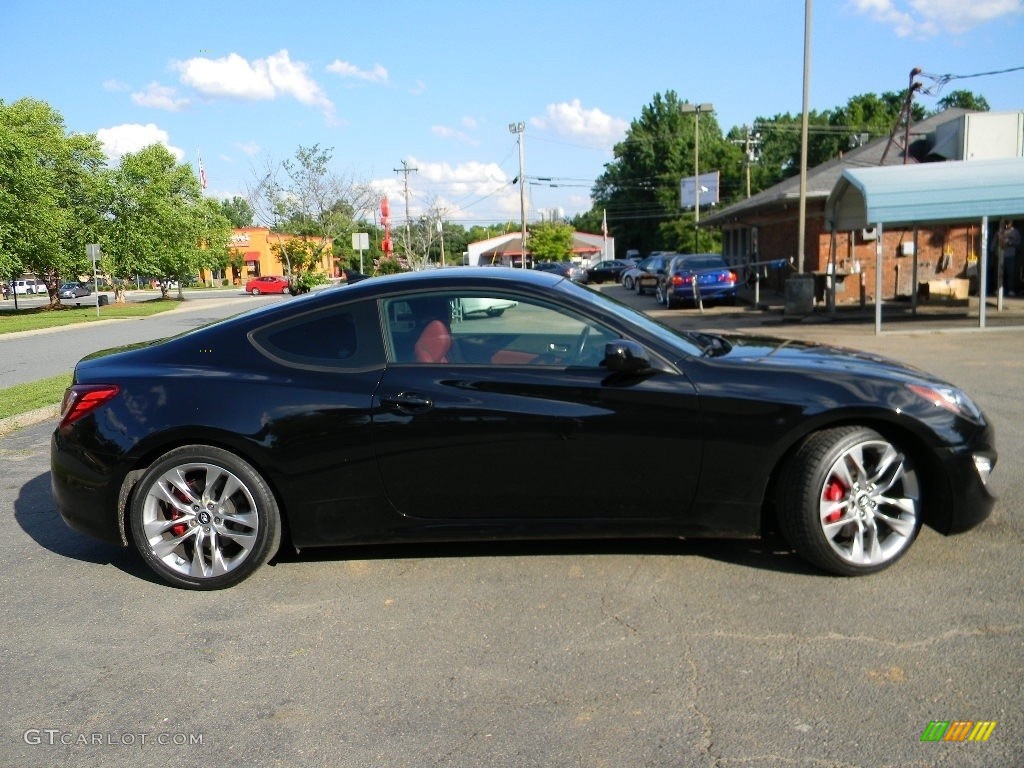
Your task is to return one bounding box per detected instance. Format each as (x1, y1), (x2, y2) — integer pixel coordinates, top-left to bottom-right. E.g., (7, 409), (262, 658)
(783, 274), (814, 315)
(97, 294), (109, 307)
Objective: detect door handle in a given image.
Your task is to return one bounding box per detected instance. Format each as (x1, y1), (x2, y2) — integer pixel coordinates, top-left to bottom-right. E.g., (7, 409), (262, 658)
(381, 392), (434, 413)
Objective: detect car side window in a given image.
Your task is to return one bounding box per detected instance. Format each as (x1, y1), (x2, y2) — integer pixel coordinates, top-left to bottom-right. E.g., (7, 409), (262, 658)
(249, 300), (385, 370)
(384, 292), (617, 367)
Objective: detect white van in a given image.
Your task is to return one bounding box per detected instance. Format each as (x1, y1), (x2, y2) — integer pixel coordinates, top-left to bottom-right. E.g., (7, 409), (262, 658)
(13, 279), (46, 295)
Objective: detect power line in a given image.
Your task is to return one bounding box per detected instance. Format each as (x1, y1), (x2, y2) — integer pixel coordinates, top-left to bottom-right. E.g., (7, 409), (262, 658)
(919, 64), (1024, 95)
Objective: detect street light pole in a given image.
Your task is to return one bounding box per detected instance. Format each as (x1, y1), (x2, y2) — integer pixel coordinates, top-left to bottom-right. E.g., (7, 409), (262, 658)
(680, 103), (714, 252)
(509, 122), (527, 267)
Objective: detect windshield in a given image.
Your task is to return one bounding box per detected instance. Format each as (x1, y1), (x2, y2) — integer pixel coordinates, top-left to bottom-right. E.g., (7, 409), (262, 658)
(554, 278), (712, 358)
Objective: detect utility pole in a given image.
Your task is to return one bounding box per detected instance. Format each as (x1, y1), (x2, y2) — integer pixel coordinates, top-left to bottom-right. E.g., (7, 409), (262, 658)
(509, 122), (527, 267)
(394, 160), (417, 262)
(880, 67), (923, 165)
(680, 102), (713, 252)
(732, 126), (761, 198)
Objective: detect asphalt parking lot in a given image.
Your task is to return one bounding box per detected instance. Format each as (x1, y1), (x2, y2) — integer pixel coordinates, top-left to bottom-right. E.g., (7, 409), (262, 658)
(2, 286), (1022, 768)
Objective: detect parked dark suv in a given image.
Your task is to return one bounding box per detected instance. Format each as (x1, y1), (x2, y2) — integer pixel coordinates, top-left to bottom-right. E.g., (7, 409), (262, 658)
(655, 253), (738, 308)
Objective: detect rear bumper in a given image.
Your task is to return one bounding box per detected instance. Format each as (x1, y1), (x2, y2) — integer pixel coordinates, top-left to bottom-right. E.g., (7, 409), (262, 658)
(670, 285), (737, 302)
(50, 431), (127, 546)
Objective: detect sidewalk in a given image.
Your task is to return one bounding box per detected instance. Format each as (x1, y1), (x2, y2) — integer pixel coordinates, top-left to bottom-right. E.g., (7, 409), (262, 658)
(726, 284), (1024, 332)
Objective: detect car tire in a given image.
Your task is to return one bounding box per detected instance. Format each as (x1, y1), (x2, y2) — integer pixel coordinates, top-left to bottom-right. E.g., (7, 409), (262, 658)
(777, 426), (921, 576)
(250, 288), (261, 296)
(623, 276), (634, 290)
(486, 308), (506, 317)
(129, 445), (281, 590)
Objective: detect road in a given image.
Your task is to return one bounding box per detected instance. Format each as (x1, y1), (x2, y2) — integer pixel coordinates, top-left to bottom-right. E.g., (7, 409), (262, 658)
(1, 289), (285, 389)
(1, 284), (1021, 767)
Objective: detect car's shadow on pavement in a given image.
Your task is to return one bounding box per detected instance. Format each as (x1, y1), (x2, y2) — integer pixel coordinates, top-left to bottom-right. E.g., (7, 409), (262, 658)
(15, 471), (163, 585)
(269, 536), (823, 577)
(17, 470), (821, 585)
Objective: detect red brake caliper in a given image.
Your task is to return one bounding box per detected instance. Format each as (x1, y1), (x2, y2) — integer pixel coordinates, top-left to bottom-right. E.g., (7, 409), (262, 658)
(824, 479), (846, 523)
(169, 511), (188, 538)
(168, 484), (191, 537)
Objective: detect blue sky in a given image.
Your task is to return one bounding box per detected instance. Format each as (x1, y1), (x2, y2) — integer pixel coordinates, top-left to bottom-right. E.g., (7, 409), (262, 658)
(4, 0), (1022, 227)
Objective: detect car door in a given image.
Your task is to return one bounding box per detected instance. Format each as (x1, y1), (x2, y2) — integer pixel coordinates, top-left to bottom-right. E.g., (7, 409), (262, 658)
(372, 290), (702, 522)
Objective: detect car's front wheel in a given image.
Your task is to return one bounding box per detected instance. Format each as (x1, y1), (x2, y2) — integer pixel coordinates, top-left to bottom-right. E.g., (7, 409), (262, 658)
(129, 445), (281, 589)
(250, 287), (261, 296)
(623, 275), (634, 290)
(778, 426), (921, 576)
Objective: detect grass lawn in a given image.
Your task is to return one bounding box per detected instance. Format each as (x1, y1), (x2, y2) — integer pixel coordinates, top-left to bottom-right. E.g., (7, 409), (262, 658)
(0, 373), (72, 421)
(0, 297), (179, 334)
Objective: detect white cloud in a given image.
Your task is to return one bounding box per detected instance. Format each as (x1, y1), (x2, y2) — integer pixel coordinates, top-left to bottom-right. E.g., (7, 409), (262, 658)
(103, 79), (130, 92)
(131, 82), (190, 111)
(431, 124), (480, 147)
(532, 99), (628, 147)
(235, 140), (262, 156)
(174, 50), (334, 116)
(96, 123), (184, 163)
(326, 60), (389, 84)
(373, 157), (516, 220)
(848, 0), (1023, 37)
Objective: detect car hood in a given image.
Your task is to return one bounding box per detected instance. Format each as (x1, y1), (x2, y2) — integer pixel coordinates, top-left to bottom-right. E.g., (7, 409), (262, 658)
(695, 332), (943, 384)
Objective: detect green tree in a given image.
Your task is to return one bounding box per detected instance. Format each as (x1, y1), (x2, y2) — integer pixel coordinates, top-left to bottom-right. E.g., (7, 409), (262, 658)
(528, 221), (574, 261)
(0, 98), (107, 306)
(935, 89), (990, 113)
(591, 91), (739, 256)
(249, 144), (376, 279)
(104, 144), (220, 300)
(219, 195), (254, 228)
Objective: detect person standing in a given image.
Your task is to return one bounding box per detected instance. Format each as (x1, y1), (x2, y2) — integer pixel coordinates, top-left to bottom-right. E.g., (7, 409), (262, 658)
(998, 220), (1020, 296)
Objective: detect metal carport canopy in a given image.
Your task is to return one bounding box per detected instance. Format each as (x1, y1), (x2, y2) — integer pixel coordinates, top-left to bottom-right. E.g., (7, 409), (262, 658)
(824, 157), (1024, 332)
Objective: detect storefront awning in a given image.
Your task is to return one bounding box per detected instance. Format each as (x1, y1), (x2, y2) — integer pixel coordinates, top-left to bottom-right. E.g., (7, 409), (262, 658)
(825, 156), (1024, 333)
(826, 157), (1024, 231)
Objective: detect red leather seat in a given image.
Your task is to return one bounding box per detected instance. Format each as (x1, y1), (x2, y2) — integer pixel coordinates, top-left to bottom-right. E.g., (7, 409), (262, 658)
(414, 320), (451, 363)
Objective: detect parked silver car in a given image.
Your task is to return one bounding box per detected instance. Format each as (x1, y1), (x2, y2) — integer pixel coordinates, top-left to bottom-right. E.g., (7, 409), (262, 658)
(58, 282), (92, 299)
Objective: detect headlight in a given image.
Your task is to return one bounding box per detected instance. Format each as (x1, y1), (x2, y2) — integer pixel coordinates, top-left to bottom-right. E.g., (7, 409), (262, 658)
(906, 383), (984, 422)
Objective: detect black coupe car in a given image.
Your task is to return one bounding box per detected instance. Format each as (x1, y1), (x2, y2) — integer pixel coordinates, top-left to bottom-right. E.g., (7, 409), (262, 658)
(51, 267), (997, 589)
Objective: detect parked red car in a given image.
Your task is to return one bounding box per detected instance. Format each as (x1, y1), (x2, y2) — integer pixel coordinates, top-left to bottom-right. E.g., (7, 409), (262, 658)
(245, 276), (290, 295)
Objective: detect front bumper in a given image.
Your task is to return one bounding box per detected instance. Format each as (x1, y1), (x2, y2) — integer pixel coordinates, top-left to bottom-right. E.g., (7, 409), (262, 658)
(933, 445), (997, 535)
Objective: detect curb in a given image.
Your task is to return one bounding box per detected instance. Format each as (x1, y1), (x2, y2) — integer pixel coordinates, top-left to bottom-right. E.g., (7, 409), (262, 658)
(0, 404), (59, 438)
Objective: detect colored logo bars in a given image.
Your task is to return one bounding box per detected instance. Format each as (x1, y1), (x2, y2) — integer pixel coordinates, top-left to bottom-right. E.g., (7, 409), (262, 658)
(920, 720), (997, 742)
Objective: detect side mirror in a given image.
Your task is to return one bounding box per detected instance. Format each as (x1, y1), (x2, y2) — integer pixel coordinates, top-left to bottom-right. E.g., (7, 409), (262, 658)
(603, 339), (651, 373)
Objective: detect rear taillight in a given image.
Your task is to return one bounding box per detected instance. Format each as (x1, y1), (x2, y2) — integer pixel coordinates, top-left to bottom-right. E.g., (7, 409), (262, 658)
(720, 271), (738, 283)
(59, 384), (120, 428)
(671, 274), (693, 286)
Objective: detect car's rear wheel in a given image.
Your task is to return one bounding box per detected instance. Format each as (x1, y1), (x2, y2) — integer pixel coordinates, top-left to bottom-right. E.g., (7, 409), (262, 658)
(250, 287), (261, 296)
(778, 426), (921, 576)
(129, 445), (281, 590)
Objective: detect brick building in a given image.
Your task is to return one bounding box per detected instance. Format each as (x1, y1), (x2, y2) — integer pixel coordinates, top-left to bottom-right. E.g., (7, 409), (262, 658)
(703, 109), (1023, 305)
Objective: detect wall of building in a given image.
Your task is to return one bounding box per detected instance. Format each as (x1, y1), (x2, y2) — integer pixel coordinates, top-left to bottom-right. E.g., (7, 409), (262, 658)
(200, 227), (333, 286)
(722, 208), (986, 304)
